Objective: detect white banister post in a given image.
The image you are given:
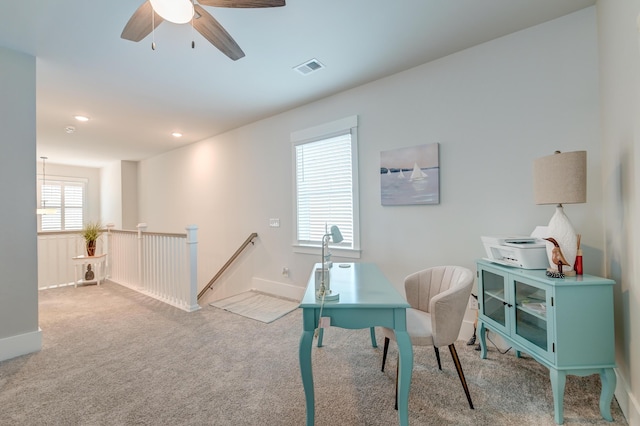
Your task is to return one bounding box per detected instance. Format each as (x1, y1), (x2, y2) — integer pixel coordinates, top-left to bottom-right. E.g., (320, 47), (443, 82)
(106, 223), (114, 279)
(137, 223), (147, 290)
(186, 225), (200, 312)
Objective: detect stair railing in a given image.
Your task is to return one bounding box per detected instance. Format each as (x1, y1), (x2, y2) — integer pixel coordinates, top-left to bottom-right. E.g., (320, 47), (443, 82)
(197, 232), (258, 301)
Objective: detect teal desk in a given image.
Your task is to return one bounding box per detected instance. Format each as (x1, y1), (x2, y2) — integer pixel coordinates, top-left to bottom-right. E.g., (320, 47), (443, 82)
(299, 263), (413, 425)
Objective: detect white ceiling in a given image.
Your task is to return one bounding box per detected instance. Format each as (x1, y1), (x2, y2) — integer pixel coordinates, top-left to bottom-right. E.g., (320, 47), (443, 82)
(0, 0), (596, 167)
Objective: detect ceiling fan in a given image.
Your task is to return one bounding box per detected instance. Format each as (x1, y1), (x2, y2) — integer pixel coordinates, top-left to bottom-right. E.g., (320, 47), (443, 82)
(121, 0), (285, 61)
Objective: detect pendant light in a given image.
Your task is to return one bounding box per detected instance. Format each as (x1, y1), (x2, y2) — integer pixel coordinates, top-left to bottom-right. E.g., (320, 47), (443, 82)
(36, 156), (58, 215)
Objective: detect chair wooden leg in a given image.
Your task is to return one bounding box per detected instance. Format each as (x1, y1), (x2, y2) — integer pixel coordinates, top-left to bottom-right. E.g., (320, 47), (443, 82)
(449, 343), (474, 409)
(434, 346), (442, 370)
(381, 337), (390, 372)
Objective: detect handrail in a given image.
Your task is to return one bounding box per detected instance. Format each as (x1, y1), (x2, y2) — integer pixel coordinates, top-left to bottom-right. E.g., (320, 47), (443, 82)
(197, 232), (258, 300)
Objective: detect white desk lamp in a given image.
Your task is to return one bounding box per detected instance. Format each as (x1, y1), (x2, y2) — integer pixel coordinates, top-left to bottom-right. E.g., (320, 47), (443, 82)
(533, 150), (586, 277)
(316, 225), (343, 300)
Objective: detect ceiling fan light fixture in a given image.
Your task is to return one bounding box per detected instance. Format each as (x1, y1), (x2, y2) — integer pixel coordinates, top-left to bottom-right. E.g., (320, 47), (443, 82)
(149, 0), (194, 24)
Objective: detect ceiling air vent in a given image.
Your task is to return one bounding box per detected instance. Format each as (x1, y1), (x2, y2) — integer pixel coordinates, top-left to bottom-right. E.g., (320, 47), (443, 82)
(294, 59), (325, 75)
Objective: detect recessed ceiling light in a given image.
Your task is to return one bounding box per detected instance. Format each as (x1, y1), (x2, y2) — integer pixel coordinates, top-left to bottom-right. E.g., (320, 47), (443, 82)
(74, 115), (90, 122)
(172, 132), (183, 138)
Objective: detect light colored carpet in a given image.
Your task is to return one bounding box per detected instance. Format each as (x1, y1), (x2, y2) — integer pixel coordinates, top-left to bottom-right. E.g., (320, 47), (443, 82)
(210, 290), (299, 323)
(0, 282), (627, 425)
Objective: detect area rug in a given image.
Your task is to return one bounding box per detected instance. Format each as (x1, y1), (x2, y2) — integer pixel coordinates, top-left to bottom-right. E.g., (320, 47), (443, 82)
(210, 290), (299, 323)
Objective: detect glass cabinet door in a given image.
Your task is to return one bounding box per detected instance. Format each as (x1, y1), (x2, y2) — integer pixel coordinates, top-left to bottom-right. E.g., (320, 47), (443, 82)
(513, 279), (550, 355)
(480, 268), (508, 331)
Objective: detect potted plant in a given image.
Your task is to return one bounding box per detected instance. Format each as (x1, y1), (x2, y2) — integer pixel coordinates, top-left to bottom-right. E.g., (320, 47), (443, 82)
(81, 221), (103, 257)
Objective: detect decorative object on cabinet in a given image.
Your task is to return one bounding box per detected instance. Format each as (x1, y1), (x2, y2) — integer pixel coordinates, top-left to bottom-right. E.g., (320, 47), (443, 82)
(532, 150), (586, 276)
(543, 237), (571, 278)
(380, 142), (440, 205)
(80, 221), (104, 256)
(574, 234), (583, 275)
(476, 259), (616, 425)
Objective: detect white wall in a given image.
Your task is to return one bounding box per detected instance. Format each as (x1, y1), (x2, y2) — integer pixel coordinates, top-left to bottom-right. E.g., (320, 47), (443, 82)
(101, 160), (139, 230)
(138, 7), (602, 313)
(121, 160), (138, 230)
(100, 161), (123, 228)
(0, 46), (41, 361)
(598, 0), (640, 423)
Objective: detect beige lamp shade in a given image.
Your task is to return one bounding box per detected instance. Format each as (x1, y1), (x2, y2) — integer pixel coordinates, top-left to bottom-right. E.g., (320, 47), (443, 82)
(533, 151), (587, 205)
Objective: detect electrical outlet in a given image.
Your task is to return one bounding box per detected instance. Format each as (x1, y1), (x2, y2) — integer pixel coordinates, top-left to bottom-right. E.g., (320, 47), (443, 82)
(282, 267), (289, 277)
(468, 295), (479, 310)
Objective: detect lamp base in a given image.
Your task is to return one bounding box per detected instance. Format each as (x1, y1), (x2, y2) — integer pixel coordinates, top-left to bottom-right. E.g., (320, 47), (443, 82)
(316, 291), (340, 301)
(545, 205), (578, 273)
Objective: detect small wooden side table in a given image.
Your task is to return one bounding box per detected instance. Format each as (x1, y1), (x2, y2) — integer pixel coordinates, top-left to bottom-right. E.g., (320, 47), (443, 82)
(71, 254), (107, 287)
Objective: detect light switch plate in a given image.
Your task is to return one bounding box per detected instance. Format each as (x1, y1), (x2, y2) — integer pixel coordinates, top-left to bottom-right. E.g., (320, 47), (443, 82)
(269, 218), (280, 228)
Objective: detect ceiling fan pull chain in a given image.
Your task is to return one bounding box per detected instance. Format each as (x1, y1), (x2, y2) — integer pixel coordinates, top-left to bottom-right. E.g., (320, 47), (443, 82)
(191, 3), (195, 49)
(151, 6), (156, 51)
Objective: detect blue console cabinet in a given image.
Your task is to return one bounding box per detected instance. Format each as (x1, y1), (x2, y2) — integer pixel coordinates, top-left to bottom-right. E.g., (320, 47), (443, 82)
(476, 259), (616, 424)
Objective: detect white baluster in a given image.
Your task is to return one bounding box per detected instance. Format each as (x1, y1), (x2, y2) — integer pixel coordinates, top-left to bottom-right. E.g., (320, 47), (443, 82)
(186, 225), (200, 312)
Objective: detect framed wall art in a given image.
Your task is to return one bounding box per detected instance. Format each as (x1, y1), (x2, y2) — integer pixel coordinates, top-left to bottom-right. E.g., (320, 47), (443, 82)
(380, 142), (440, 206)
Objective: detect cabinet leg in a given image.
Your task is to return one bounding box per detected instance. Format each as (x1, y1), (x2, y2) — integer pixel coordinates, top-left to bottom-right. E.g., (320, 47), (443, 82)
(599, 368), (616, 421)
(549, 368), (566, 425)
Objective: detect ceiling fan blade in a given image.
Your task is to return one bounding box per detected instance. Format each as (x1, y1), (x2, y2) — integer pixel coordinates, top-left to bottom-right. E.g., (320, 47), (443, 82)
(121, 1), (164, 42)
(192, 4), (245, 60)
(198, 0), (285, 8)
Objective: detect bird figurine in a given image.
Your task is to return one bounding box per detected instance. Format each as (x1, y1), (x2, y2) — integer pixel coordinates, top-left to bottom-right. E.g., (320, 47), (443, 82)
(544, 237), (570, 276)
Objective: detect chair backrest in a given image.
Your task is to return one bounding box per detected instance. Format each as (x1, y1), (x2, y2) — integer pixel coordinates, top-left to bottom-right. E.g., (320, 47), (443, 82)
(404, 266), (474, 347)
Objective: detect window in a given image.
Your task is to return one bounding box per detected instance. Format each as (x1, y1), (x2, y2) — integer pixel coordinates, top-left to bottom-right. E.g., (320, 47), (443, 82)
(38, 178), (86, 231)
(292, 116), (360, 256)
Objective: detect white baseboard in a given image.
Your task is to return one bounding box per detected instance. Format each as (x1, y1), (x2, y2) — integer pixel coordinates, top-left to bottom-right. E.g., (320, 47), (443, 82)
(614, 368), (638, 424)
(0, 328), (42, 362)
(251, 277), (305, 301)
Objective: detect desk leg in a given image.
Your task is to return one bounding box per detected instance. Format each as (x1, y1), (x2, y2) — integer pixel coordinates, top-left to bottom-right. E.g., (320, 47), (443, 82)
(370, 327), (377, 348)
(599, 368), (616, 421)
(395, 330), (413, 426)
(299, 323), (315, 425)
(549, 368), (566, 425)
(317, 328), (324, 348)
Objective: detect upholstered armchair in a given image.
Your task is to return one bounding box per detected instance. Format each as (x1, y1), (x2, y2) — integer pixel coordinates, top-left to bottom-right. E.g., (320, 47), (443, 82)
(381, 265), (475, 409)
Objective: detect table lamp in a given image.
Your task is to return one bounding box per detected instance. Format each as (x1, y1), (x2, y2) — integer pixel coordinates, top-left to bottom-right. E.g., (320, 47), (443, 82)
(533, 150), (586, 277)
(316, 225), (343, 300)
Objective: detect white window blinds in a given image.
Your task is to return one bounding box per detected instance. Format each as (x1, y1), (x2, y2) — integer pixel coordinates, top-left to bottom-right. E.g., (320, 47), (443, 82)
(295, 133), (354, 248)
(39, 179), (85, 231)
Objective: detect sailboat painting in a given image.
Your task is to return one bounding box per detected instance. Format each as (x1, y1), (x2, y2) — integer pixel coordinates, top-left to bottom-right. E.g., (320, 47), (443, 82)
(380, 142), (440, 205)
